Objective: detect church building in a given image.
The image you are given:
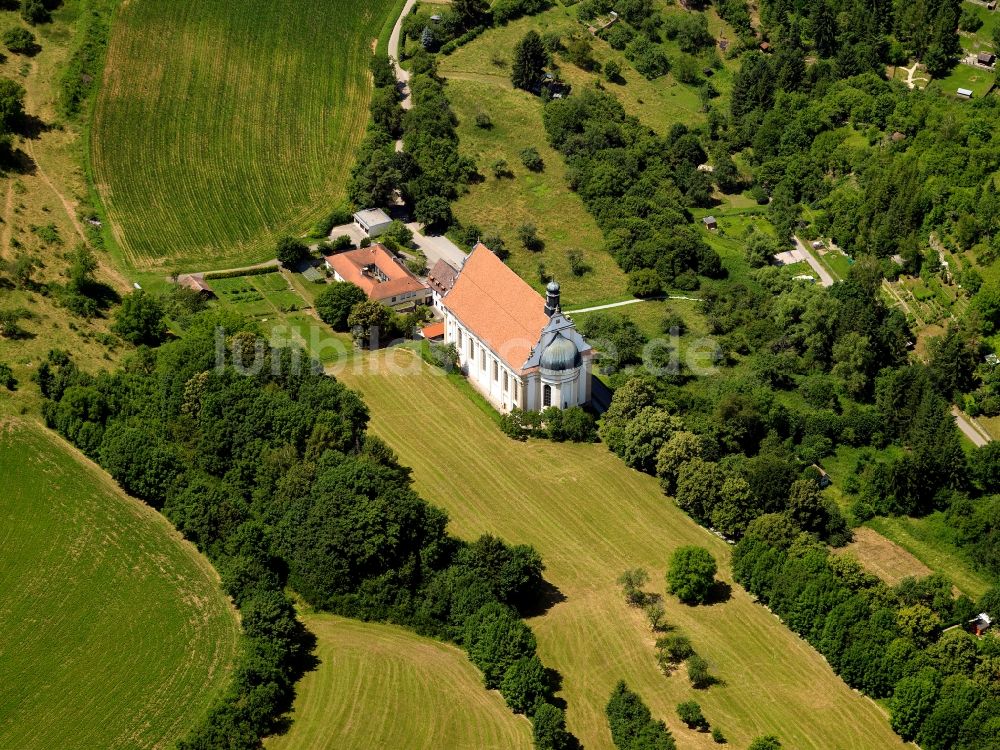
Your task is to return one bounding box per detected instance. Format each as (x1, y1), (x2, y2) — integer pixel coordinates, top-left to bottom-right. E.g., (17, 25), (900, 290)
(441, 243), (593, 412)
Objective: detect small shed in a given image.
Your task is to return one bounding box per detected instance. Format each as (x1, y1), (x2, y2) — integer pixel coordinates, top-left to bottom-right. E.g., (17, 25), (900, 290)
(179, 274), (215, 298)
(353, 208), (393, 238)
(988, 0), (996, 9)
(759, 41), (771, 53)
(702, 216), (718, 231)
(420, 321), (445, 341)
(301, 265), (325, 283)
(971, 613), (993, 636)
(891, 131), (906, 142)
(811, 240), (824, 250)
(978, 51), (996, 67)
(957, 87), (973, 100)
(810, 464), (832, 488)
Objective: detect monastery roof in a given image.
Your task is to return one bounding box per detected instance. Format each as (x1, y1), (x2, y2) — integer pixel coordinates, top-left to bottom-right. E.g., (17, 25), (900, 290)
(325, 244), (426, 300)
(443, 243), (552, 373)
(427, 258), (459, 295)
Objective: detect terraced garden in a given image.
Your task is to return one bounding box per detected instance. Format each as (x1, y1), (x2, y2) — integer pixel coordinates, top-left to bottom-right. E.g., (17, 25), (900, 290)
(0, 422), (239, 750)
(91, 0), (395, 273)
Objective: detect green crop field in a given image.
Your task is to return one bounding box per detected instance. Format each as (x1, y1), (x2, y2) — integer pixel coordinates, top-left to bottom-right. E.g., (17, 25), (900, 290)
(91, 0), (395, 273)
(266, 615), (532, 750)
(334, 349), (906, 750)
(0, 422), (239, 750)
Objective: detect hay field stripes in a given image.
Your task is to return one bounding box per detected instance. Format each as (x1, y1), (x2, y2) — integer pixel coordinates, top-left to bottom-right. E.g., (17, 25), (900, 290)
(265, 615), (532, 750)
(92, 0), (395, 272)
(0, 421), (239, 750)
(333, 349), (906, 750)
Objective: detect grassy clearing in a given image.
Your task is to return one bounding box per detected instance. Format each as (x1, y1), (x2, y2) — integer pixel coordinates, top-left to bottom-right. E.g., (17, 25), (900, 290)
(443, 76), (628, 308)
(333, 348), (905, 750)
(834, 527), (934, 587)
(959, 1), (1000, 57)
(868, 515), (994, 600)
(265, 615), (532, 750)
(0, 421), (239, 749)
(930, 60), (996, 98)
(91, 0), (395, 273)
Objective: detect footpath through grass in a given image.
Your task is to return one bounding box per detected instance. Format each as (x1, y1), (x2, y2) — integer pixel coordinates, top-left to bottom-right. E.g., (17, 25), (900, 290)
(266, 615), (532, 750)
(334, 348), (905, 750)
(0, 421), (239, 750)
(91, 0), (395, 273)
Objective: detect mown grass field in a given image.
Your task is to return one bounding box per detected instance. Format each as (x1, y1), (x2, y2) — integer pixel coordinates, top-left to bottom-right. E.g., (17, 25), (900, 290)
(91, 0), (395, 273)
(266, 615), (532, 750)
(443, 75), (628, 308)
(335, 348), (905, 750)
(0, 421), (239, 750)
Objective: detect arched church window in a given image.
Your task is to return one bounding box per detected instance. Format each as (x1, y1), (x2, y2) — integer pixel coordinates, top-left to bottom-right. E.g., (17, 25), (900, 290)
(543, 384), (552, 407)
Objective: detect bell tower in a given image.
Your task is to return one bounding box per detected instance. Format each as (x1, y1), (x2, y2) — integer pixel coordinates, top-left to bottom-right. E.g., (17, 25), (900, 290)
(544, 280), (561, 317)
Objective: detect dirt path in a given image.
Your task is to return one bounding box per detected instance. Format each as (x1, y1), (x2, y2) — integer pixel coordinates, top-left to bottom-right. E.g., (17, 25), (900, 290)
(24, 137), (131, 291)
(565, 296), (702, 314)
(952, 405), (992, 447)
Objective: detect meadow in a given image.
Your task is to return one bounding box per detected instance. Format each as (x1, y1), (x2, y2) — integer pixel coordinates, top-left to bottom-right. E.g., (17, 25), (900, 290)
(0, 1), (133, 417)
(443, 76), (629, 308)
(334, 348), (906, 750)
(90, 0), (395, 274)
(266, 615), (532, 750)
(0, 422), (239, 749)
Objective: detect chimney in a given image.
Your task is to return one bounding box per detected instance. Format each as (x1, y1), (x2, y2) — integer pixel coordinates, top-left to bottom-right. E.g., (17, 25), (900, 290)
(544, 280), (561, 317)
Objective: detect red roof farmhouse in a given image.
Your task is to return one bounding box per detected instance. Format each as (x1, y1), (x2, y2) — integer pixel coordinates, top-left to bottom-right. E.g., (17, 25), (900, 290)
(324, 244), (430, 310)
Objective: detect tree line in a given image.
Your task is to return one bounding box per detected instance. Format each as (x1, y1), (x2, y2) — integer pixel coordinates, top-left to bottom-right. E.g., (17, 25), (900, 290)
(733, 514), (1000, 750)
(39, 310), (575, 750)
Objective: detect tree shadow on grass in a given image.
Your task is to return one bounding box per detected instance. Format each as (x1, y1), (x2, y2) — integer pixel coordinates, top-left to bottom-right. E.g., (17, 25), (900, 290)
(518, 576), (567, 618)
(702, 580), (732, 605)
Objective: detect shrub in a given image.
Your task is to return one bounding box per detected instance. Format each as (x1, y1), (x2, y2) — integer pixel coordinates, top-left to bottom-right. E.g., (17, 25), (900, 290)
(491, 158), (512, 179)
(666, 546), (717, 604)
(112, 290), (166, 346)
(677, 700), (708, 730)
(475, 111), (493, 129)
(711, 726), (727, 743)
(567, 249), (590, 276)
(748, 736), (781, 750)
(627, 268), (662, 298)
(21, 0), (49, 25)
(519, 146), (544, 171)
(617, 568), (650, 606)
(532, 702), (573, 750)
(3, 27), (36, 55)
(605, 59), (622, 81)
(518, 222), (543, 251)
(656, 633), (694, 663)
(0, 362), (16, 390)
(687, 654), (712, 688)
(500, 655), (551, 714)
(328, 234), (352, 251)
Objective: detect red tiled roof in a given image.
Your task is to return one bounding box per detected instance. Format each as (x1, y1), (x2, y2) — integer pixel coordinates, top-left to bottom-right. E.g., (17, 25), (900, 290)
(421, 322), (445, 340)
(325, 244), (427, 302)
(443, 244), (551, 373)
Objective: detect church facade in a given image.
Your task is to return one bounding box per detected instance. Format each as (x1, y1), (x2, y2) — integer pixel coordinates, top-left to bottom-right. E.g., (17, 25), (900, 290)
(440, 243), (593, 412)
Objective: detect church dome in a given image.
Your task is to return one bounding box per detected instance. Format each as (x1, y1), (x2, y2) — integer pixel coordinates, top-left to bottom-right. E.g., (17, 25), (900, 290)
(540, 333), (581, 371)
(546, 280), (560, 294)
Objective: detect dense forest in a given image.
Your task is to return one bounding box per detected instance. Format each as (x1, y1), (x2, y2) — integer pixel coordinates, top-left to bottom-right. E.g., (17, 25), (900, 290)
(39, 311), (574, 750)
